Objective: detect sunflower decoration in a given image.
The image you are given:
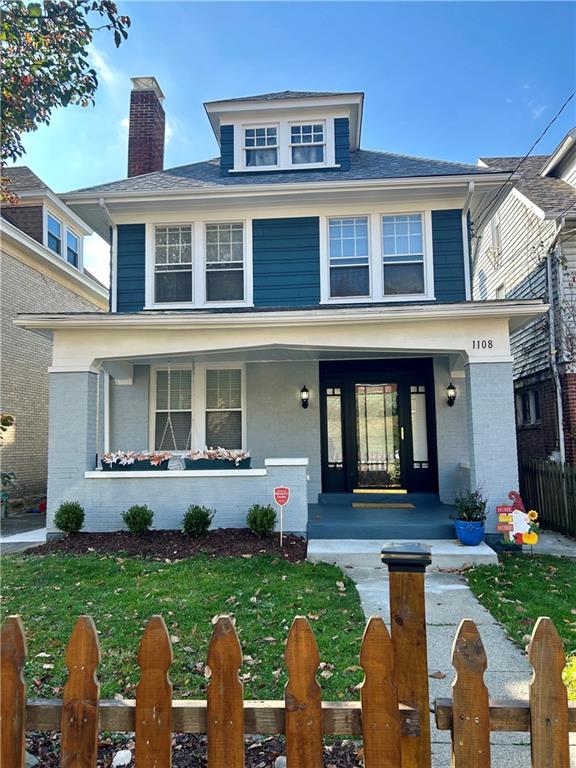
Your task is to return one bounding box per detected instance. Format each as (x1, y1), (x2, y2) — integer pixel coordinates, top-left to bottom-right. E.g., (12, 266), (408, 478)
(523, 509), (540, 546)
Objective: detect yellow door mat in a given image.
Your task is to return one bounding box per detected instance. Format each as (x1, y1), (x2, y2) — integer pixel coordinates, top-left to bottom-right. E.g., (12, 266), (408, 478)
(352, 502), (416, 509)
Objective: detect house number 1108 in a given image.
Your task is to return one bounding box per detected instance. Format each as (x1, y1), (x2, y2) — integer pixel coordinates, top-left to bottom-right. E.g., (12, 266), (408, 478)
(472, 339), (494, 349)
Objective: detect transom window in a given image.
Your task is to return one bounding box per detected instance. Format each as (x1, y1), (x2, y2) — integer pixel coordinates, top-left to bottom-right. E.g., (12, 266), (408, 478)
(47, 214), (62, 255)
(291, 123), (324, 164)
(154, 369), (192, 451)
(329, 217), (370, 298)
(205, 223), (244, 302)
(205, 368), (243, 449)
(382, 214), (425, 296)
(154, 225), (193, 303)
(244, 126), (278, 167)
(66, 230), (79, 266)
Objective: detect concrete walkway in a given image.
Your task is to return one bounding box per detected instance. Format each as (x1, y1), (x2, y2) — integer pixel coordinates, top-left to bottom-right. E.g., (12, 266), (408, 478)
(346, 564), (576, 767)
(0, 513), (46, 555)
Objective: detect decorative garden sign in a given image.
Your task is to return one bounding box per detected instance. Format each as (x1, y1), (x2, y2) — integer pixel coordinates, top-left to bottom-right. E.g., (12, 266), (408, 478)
(496, 490), (539, 546)
(274, 486), (290, 546)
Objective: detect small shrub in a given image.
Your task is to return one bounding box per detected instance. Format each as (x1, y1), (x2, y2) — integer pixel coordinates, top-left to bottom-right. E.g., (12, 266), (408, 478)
(452, 488), (488, 522)
(182, 504), (215, 537)
(246, 504), (277, 536)
(54, 501), (85, 534)
(122, 504), (154, 533)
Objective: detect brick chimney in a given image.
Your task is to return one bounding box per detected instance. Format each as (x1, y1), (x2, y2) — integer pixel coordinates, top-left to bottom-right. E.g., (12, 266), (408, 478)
(127, 77), (165, 177)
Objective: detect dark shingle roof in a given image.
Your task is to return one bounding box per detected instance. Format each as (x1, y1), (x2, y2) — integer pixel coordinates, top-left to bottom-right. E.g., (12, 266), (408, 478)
(66, 149), (497, 196)
(480, 155), (576, 218)
(2, 166), (49, 194)
(205, 90), (360, 104)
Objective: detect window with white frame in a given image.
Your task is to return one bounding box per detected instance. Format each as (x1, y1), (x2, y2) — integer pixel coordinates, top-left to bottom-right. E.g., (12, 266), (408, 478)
(382, 214), (425, 296)
(154, 225), (193, 303)
(328, 217), (370, 297)
(244, 126), (278, 167)
(290, 123), (325, 164)
(154, 369), (193, 451)
(205, 368), (242, 449)
(47, 213), (62, 255)
(66, 230), (79, 266)
(205, 223), (244, 302)
(495, 282), (506, 300)
(491, 212), (501, 252)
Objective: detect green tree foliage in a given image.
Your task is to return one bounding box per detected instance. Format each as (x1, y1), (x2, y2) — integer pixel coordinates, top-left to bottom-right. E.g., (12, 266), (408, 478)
(1, 0), (130, 168)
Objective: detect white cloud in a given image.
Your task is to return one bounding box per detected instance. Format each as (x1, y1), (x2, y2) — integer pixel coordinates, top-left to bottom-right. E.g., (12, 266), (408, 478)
(89, 45), (116, 85)
(119, 116), (174, 143)
(528, 101), (546, 120)
(83, 234), (110, 287)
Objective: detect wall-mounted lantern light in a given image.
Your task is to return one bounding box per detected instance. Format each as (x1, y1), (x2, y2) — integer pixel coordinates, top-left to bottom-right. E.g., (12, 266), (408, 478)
(446, 382), (457, 408)
(300, 386), (310, 409)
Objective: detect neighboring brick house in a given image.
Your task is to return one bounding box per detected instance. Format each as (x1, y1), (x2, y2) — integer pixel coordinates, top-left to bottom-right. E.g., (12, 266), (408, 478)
(1, 167), (108, 504)
(473, 130), (576, 464)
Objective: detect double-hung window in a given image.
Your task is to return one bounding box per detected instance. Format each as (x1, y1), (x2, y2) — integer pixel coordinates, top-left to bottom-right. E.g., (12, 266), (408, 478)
(66, 230), (79, 266)
(382, 214), (425, 296)
(290, 123), (324, 164)
(154, 225), (193, 303)
(205, 223), (244, 302)
(244, 126), (278, 167)
(47, 214), (62, 255)
(328, 217), (370, 298)
(205, 368), (243, 449)
(517, 389), (541, 427)
(154, 369), (193, 451)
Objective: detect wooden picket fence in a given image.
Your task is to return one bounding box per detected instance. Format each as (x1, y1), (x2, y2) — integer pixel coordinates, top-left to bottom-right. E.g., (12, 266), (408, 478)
(520, 458), (576, 538)
(1, 612), (575, 768)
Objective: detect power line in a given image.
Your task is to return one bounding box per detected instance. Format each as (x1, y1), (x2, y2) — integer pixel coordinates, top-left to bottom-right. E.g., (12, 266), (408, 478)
(473, 89), (576, 236)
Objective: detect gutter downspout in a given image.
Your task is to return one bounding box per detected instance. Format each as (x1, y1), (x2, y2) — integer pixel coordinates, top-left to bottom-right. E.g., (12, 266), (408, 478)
(462, 182), (474, 300)
(546, 219), (566, 464)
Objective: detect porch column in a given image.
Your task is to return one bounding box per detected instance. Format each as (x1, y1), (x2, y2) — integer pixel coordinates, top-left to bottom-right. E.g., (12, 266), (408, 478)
(46, 370), (99, 536)
(465, 361), (518, 533)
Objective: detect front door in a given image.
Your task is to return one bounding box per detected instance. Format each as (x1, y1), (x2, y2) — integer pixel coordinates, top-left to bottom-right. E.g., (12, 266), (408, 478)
(320, 360), (438, 493)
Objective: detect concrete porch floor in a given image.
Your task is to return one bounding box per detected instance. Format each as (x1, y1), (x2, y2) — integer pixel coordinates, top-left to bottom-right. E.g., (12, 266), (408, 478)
(307, 492), (455, 540)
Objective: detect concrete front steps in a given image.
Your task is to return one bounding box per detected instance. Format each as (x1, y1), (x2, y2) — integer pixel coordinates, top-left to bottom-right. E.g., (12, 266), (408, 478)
(307, 538), (498, 570)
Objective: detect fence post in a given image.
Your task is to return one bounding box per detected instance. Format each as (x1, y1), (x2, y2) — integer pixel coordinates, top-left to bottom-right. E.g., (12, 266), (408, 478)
(381, 543), (432, 768)
(0, 616), (27, 768)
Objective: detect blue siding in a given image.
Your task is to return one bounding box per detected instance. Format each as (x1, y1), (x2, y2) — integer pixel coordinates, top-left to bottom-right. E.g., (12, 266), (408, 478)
(220, 125), (234, 175)
(334, 117), (350, 170)
(432, 209), (467, 302)
(253, 217), (320, 307)
(116, 224), (146, 312)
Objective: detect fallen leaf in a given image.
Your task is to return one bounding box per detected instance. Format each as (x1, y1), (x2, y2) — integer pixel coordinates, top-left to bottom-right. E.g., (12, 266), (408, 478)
(429, 671), (446, 679)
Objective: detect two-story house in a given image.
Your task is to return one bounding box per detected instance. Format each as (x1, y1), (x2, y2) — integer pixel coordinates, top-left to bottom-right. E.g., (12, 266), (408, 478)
(17, 79), (547, 541)
(1, 167), (108, 506)
(474, 131), (576, 466)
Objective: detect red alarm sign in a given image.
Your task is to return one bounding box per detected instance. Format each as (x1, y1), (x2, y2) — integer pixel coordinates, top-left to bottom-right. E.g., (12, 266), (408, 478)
(274, 487), (290, 507)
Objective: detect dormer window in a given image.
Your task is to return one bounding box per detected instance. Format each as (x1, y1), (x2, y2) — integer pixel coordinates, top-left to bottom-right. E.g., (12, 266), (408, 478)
(291, 123), (325, 164)
(67, 230), (79, 266)
(244, 126), (278, 167)
(47, 213), (62, 255)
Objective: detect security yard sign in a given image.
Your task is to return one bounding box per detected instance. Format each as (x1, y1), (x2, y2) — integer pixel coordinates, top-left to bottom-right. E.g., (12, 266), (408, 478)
(274, 486), (290, 546)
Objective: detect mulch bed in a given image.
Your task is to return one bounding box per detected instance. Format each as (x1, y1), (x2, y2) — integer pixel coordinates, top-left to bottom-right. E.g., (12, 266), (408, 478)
(27, 732), (362, 767)
(31, 529), (307, 562)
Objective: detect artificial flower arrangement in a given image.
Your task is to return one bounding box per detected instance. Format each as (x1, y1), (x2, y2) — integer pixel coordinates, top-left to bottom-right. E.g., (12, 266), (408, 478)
(101, 451), (172, 471)
(522, 509), (540, 546)
(184, 448), (251, 469)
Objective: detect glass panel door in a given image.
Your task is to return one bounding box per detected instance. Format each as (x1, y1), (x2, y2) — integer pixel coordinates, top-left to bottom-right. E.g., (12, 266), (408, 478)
(355, 383), (401, 488)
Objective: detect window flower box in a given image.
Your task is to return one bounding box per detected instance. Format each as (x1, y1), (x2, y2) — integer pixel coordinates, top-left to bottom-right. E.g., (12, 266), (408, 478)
(184, 448), (251, 470)
(101, 451), (171, 472)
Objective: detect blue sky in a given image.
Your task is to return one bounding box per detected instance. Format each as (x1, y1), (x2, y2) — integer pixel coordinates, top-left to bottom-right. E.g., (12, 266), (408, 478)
(12, 1), (575, 281)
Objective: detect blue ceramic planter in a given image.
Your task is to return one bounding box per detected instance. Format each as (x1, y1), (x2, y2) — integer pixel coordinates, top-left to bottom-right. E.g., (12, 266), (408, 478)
(454, 520), (485, 546)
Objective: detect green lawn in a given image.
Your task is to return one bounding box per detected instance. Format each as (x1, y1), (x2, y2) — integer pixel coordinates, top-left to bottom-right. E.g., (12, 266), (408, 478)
(0, 553), (366, 701)
(466, 554), (576, 699)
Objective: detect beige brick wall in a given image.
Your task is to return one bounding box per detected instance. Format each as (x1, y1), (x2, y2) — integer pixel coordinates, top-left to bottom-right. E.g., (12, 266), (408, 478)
(0, 250), (104, 500)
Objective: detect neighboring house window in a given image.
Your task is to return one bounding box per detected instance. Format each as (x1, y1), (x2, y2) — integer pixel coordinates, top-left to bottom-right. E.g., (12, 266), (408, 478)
(491, 213), (501, 251)
(516, 388), (541, 427)
(67, 230), (79, 266)
(205, 368), (242, 449)
(205, 223), (244, 302)
(495, 283), (506, 300)
(328, 217), (370, 297)
(154, 369), (192, 450)
(290, 123), (324, 164)
(47, 213), (62, 255)
(382, 214), (425, 295)
(154, 225), (193, 303)
(244, 126), (278, 167)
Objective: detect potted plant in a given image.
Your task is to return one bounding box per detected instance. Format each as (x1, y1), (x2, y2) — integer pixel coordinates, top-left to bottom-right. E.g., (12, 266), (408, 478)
(101, 451), (171, 471)
(452, 488), (487, 546)
(184, 448), (251, 470)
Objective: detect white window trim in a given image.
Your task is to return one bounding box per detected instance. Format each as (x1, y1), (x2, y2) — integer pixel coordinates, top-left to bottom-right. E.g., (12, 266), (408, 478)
(242, 122), (280, 171)
(320, 210), (435, 304)
(43, 205), (84, 270)
(145, 220), (253, 310)
(232, 117), (337, 172)
(148, 363), (247, 452)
